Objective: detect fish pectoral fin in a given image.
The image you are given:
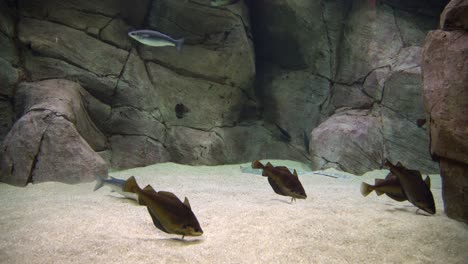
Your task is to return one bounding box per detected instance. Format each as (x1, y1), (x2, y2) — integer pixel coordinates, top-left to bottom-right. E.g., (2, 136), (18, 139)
(147, 207), (170, 234)
(268, 177), (286, 196)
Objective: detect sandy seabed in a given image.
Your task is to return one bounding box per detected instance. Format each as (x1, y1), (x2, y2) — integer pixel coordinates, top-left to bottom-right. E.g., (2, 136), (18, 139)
(1, 160), (467, 264)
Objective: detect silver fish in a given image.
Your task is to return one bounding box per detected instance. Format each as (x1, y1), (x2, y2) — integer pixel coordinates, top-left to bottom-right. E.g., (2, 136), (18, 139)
(210, 0), (240, 7)
(94, 175), (138, 201)
(128, 30), (184, 51)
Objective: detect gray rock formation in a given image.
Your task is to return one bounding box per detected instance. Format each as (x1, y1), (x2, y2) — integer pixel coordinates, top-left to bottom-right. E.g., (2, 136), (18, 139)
(422, 0), (468, 223)
(0, 79), (107, 186)
(0, 0), (452, 184)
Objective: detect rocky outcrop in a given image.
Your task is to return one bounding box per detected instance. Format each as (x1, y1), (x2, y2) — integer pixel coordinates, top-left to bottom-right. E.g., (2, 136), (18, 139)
(422, 0), (468, 223)
(0, 79), (107, 186)
(0, 0), (452, 182)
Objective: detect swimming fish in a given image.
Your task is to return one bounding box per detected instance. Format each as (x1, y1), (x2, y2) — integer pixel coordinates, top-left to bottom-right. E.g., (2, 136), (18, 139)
(128, 30), (184, 51)
(210, 0), (240, 7)
(251, 160), (307, 203)
(94, 175), (138, 201)
(385, 160), (436, 215)
(361, 172), (431, 202)
(123, 176), (203, 239)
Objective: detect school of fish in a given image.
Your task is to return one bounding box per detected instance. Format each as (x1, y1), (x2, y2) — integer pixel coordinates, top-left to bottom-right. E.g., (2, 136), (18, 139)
(94, 0), (438, 240)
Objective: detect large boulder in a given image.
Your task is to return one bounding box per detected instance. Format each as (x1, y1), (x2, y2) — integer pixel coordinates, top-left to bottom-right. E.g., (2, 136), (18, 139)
(310, 110), (384, 175)
(422, 0), (468, 223)
(0, 79), (107, 186)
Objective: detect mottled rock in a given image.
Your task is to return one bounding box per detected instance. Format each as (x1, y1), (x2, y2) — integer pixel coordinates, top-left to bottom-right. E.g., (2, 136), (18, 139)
(214, 123), (309, 163)
(422, 30), (468, 163)
(310, 110), (384, 174)
(0, 58), (19, 97)
(330, 84), (373, 110)
(105, 106), (166, 142)
(252, 0), (330, 77)
(381, 107), (438, 173)
(25, 55), (117, 102)
(32, 117), (107, 184)
(0, 79), (108, 186)
(0, 98), (13, 142)
(114, 50), (158, 110)
(101, 18), (132, 50)
(147, 62), (246, 130)
(394, 9), (439, 46)
(363, 67), (391, 102)
(0, 2), (15, 37)
(0, 33), (18, 64)
(167, 127), (225, 165)
(440, 0), (468, 30)
(336, 2), (402, 84)
(439, 159), (468, 224)
(262, 70), (329, 149)
(110, 135), (170, 170)
(144, 0), (255, 92)
(18, 18), (128, 77)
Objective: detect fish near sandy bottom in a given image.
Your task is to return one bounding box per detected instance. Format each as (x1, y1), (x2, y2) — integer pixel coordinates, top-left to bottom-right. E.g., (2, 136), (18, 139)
(94, 175), (138, 201)
(251, 160), (307, 203)
(361, 172), (431, 202)
(385, 160), (436, 215)
(123, 176), (203, 239)
(128, 30), (184, 51)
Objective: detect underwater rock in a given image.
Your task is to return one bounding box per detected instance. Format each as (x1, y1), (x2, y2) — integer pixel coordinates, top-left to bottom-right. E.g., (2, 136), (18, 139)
(0, 98), (13, 143)
(0, 79), (107, 186)
(110, 135), (170, 170)
(310, 110), (384, 175)
(422, 10), (468, 223)
(440, 0), (468, 30)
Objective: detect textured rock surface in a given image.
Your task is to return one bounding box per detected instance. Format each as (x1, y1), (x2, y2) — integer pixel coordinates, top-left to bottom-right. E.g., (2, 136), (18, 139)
(310, 110), (384, 175)
(422, 3), (468, 223)
(0, 0), (450, 179)
(0, 80), (107, 186)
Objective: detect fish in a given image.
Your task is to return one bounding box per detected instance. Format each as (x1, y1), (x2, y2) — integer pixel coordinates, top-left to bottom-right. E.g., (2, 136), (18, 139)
(123, 176), (203, 239)
(361, 172), (431, 202)
(251, 160), (307, 203)
(128, 30), (184, 51)
(94, 175), (138, 201)
(384, 160), (436, 215)
(210, 0), (240, 7)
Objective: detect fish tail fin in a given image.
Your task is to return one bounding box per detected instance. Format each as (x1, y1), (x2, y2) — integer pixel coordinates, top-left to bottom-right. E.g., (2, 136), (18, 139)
(251, 160), (264, 169)
(93, 175), (105, 191)
(176, 38), (184, 52)
(360, 182), (373, 197)
(123, 176), (140, 194)
(373, 179), (385, 196)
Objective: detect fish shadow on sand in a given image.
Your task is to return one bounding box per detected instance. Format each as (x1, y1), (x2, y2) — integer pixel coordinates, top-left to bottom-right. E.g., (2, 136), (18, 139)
(105, 195), (138, 204)
(161, 237), (204, 245)
(270, 198), (293, 204)
(385, 206), (434, 216)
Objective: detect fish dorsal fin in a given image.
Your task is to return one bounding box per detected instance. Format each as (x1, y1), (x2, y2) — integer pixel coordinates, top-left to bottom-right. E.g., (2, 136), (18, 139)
(293, 169), (298, 177)
(184, 197), (191, 209)
(158, 191), (181, 202)
(147, 207), (170, 234)
(123, 176), (139, 193)
(424, 176), (431, 188)
(265, 162), (273, 167)
(143, 185), (157, 194)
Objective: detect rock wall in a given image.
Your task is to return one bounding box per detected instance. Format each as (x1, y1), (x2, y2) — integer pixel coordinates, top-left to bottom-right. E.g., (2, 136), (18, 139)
(0, 0), (450, 184)
(422, 0), (468, 223)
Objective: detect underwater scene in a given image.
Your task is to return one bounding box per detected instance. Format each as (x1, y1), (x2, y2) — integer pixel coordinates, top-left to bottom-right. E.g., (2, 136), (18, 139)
(1, 0), (468, 263)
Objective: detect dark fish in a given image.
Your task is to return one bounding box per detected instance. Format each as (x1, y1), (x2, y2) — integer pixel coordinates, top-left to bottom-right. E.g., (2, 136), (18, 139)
(94, 175), (138, 201)
(123, 176), (203, 239)
(252, 160), (307, 203)
(416, 118), (426, 127)
(128, 30), (184, 51)
(361, 172), (431, 202)
(385, 160), (436, 215)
